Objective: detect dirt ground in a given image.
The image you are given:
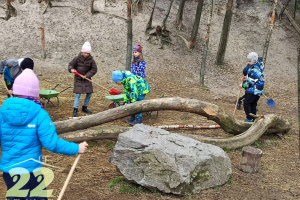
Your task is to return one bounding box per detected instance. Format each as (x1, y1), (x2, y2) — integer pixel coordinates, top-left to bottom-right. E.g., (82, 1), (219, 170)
(0, 0), (300, 199)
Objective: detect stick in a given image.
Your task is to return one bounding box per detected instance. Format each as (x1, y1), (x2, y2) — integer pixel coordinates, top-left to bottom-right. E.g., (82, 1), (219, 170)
(57, 154), (81, 200)
(0, 78), (12, 97)
(84, 77), (110, 92)
(262, 93), (269, 99)
(41, 23), (46, 59)
(233, 88), (241, 117)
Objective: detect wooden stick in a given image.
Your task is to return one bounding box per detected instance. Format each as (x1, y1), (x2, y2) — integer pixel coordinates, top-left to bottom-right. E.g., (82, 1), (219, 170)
(41, 23), (46, 59)
(233, 83), (242, 117)
(84, 77), (110, 92)
(57, 154), (81, 200)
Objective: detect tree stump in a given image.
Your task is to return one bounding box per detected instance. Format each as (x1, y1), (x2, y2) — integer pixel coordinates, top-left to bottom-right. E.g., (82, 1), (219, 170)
(239, 146), (263, 173)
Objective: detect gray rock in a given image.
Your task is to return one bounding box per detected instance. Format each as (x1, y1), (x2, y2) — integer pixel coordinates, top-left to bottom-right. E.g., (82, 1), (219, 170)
(109, 124), (232, 195)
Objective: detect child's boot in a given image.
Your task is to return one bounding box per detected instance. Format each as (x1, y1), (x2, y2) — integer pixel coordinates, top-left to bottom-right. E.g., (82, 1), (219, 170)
(128, 117), (142, 125)
(82, 106), (92, 114)
(126, 115), (136, 123)
(73, 108), (78, 117)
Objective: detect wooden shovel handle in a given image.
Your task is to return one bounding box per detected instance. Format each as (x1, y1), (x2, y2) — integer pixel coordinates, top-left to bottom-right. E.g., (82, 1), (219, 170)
(73, 72), (110, 92)
(57, 154), (81, 200)
(233, 89), (242, 117)
(84, 77), (110, 92)
(233, 81), (243, 117)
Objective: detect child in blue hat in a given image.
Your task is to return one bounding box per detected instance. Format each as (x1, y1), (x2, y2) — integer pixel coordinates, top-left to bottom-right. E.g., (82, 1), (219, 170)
(112, 70), (150, 125)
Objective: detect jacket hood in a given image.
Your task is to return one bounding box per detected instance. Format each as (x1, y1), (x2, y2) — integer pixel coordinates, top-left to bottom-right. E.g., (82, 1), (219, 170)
(0, 98), (42, 126)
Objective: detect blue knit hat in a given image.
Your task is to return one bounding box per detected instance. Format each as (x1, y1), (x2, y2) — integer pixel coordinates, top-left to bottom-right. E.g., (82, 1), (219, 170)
(112, 71), (123, 82)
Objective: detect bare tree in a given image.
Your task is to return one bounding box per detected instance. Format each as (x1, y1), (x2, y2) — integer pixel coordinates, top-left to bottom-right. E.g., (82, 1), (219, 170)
(278, 0), (300, 35)
(279, 0), (291, 19)
(189, 0), (204, 49)
(200, 0), (213, 86)
(162, 0), (174, 31)
(5, 0), (17, 20)
(298, 47), (300, 159)
(262, 0), (277, 64)
(176, 0), (186, 30)
(126, 0), (133, 70)
(146, 0), (157, 32)
(215, 0), (233, 65)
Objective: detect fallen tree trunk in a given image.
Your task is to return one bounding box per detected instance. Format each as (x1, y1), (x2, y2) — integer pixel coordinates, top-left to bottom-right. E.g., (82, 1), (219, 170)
(60, 114), (289, 149)
(54, 97), (291, 136)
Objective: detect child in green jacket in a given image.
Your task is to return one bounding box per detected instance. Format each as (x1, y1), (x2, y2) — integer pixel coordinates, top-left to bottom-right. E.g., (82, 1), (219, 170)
(112, 70), (150, 125)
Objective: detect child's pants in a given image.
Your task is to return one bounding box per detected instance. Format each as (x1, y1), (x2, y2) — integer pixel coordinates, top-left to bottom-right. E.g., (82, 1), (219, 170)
(243, 93), (260, 121)
(3, 172), (48, 200)
(134, 94), (146, 118)
(74, 93), (92, 108)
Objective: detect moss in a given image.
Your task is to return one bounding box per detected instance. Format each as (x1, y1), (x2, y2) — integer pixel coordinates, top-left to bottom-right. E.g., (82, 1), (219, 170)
(194, 169), (210, 183)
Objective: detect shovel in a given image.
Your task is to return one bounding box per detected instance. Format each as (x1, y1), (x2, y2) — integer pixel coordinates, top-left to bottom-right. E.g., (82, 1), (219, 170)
(73, 72), (122, 95)
(263, 94), (275, 107)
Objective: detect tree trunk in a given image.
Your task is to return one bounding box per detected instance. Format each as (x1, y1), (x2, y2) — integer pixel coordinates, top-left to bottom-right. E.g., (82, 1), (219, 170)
(215, 0), (233, 65)
(146, 0), (157, 31)
(189, 0), (204, 49)
(41, 23), (46, 59)
(125, 0), (133, 70)
(293, 0), (297, 19)
(176, 0), (186, 30)
(262, 0), (277, 64)
(54, 97), (291, 136)
(162, 0), (174, 31)
(278, 0), (300, 35)
(238, 146), (262, 173)
(5, 0), (17, 20)
(59, 113), (290, 149)
(279, 0), (291, 18)
(200, 0), (213, 86)
(298, 47), (300, 159)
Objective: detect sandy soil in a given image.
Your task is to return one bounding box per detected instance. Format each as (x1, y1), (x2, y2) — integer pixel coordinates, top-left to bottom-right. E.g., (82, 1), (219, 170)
(0, 0), (299, 199)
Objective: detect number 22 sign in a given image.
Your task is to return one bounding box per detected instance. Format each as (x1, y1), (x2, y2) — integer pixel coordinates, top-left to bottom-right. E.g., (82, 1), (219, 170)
(6, 167), (54, 198)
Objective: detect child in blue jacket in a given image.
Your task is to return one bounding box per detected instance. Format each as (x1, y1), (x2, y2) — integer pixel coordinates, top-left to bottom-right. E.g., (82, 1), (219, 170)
(0, 67), (88, 200)
(112, 70), (150, 125)
(239, 52), (264, 122)
(235, 57), (264, 110)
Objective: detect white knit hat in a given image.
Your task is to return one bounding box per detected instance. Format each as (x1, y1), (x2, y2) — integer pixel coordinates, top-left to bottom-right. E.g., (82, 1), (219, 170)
(247, 52), (258, 62)
(81, 41), (92, 53)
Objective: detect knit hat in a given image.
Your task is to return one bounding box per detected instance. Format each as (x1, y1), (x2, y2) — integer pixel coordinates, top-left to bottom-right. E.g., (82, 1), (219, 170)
(247, 52), (258, 62)
(112, 71), (123, 82)
(133, 44), (142, 53)
(20, 58), (34, 70)
(13, 69), (40, 97)
(81, 41), (92, 53)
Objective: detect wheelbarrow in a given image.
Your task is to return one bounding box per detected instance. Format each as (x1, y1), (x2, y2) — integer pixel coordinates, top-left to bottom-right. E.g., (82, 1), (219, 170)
(105, 94), (167, 119)
(39, 83), (73, 106)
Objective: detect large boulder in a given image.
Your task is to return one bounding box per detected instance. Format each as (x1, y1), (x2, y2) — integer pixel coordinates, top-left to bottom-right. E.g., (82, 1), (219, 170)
(109, 124), (232, 195)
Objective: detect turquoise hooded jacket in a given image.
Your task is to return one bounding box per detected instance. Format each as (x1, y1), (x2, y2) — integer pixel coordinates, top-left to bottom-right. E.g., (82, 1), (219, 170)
(0, 98), (79, 173)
